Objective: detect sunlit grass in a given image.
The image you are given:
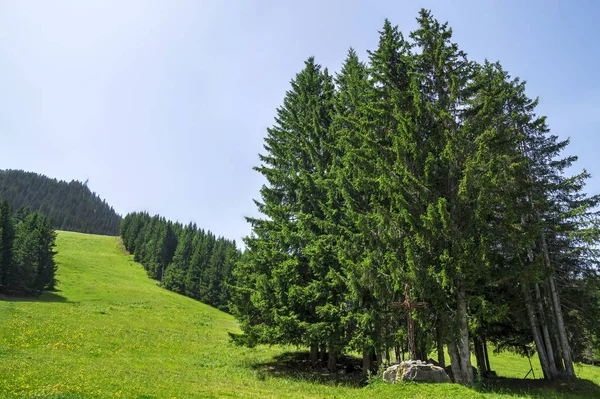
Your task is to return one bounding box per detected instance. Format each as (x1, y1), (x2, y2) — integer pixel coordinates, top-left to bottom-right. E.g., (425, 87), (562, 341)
(0, 231), (598, 398)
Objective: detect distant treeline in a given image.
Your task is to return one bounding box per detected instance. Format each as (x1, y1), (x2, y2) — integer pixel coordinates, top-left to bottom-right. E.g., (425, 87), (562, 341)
(0, 170), (121, 236)
(120, 212), (240, 311)
(0, 199), (57, 296)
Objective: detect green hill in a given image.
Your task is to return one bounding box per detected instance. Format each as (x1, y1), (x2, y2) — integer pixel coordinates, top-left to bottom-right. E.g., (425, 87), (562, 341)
(0, 231), (599, 398)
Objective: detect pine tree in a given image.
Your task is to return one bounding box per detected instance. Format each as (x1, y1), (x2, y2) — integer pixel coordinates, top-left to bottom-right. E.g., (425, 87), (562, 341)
(34, 214), (58, 292)
(0, 200), (15, 292)
(163, 223), (196, 294)
(229, 10), (600, 382)
(234, 58), (337, 353)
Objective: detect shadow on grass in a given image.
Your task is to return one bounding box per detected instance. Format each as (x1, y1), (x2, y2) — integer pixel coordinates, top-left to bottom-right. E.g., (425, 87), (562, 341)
(0, 290), (71, 303)
(476, 377), (600, 398)
(252, 351), (366, 387)
(253, 351), (600, 397)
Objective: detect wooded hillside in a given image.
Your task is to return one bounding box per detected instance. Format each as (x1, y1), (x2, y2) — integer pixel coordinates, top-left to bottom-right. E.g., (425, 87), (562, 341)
(120, 212), (240, 312)
(0, 170), (121, 236)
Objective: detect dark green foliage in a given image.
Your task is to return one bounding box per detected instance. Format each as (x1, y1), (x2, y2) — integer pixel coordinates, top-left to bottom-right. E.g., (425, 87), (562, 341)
(120, 212), (240, 311)
(0, 200), (16, 289)
(0, 170), (121, 236)
(232, 58), (343, 353)
(0, 199), (57, 296)
(233, 9), (600, 383)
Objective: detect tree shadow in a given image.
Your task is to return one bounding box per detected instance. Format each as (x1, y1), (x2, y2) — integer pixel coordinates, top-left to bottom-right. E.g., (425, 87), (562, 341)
(0, 290), (72, 303)
(475, 377), (600, 398)
(251, 351), (366, 387)
(252, 351), (600, 397)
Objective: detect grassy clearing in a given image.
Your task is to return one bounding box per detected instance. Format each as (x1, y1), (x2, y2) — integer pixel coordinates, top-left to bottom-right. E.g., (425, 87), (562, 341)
(0, 231), (599, 398)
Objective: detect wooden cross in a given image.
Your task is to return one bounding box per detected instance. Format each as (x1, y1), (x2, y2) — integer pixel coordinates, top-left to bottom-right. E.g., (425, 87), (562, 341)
(392, 283), (427, 361)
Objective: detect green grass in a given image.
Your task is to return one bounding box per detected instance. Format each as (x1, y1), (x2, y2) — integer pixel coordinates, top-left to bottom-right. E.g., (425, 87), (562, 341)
(1, 231), (599, 398)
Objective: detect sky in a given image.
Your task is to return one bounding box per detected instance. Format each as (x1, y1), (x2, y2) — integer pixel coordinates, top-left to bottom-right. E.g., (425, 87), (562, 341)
(1, 0), (599, 245)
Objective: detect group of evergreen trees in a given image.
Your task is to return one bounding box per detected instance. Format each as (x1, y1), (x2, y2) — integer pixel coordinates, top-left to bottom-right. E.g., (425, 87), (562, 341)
(0, 199), (57, 296)
(232, 10), (600, 383)
(120, 212), (240, 311)
(0, 170), (121, 236)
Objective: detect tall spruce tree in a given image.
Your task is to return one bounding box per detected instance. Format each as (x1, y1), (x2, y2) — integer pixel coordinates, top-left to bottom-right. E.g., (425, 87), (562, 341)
(233, 58), (337, 356)
(503, 71), (600, 378)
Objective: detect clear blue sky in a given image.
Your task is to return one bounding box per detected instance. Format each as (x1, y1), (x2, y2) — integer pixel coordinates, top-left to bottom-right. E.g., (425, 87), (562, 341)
(1, 1), (598, 245)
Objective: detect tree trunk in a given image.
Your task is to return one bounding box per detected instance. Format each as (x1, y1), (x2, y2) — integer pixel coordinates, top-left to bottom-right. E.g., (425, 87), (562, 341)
(327, 344), (337, 372)
(436, 325), (446, 368)
(319, 343), (327, 364)
(417, 337), (427, 362)
(548, 274), (575, 378)
(362, 348), (372, 376)
(473, 336), (487, 377)
(536, 208), (574, 378)
(545, 280), (565, 372)
(395, 346), (401, 364)
(383, 346), (390, 366)
(483, 339), (491, 373)
(535, 282), (558, 378)
(524, 285), (551, 379)
(456, 284), (474, 384)
(310, 342), (319, 365)
(448, 339), (461, 383)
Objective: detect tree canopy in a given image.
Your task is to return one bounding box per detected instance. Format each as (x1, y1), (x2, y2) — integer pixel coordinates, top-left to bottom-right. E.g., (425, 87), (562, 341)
(231, 10), (600, 384)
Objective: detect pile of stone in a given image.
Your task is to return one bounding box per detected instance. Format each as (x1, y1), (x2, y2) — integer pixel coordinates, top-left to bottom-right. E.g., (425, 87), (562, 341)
(383, 360), (451, 383)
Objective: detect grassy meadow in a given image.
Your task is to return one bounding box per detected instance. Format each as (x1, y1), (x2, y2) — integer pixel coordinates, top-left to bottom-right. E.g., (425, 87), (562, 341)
(0, 231), (599, 398)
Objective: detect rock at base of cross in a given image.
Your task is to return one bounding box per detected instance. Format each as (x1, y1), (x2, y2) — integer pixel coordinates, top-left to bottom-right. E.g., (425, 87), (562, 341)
(383, 360), (451, 384)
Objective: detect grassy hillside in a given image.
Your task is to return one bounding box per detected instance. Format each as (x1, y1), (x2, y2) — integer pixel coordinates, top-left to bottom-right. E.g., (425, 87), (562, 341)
(0, 231), (599, 398)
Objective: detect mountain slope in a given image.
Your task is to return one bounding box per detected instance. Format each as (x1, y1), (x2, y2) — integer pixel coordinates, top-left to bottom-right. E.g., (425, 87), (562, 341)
(0, 231), (598, 398)
(0, 170), (121, 235)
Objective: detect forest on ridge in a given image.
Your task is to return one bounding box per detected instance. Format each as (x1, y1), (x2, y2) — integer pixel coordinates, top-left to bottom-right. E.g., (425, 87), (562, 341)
(230, 10), (600, 385)
(0, 170), (122, 236)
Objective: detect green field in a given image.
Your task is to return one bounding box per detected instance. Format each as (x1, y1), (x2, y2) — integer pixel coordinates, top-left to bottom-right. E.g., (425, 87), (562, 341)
(1, 231), (599, 398)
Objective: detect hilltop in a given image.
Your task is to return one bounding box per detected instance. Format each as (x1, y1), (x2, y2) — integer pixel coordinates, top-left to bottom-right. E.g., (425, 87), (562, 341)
(0, 231), (598, 398)
(0, 170), (121, 236)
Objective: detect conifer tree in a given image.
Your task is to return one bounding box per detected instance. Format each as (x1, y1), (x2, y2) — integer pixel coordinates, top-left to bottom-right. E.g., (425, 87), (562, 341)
(0, 200), (15, 292)
(163, 223), (196, 294)
(332, 44), (403, 372)
(234, 58), (337, 355)
(229, 9), (600, 383)
(0, 207), (57, 296)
